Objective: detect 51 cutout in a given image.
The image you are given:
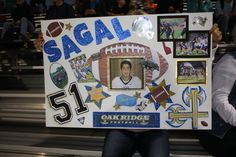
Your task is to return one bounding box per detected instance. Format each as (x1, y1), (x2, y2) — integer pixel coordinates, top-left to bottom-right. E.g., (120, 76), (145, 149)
(47, 82), (88, 124)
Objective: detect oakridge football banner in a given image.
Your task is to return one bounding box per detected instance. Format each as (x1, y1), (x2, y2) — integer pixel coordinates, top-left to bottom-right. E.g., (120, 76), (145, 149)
(42, 13), (213, 129)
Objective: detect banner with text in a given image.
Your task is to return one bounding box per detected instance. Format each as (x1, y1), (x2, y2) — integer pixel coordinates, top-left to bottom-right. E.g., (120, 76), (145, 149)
(42, 13), (212, 129)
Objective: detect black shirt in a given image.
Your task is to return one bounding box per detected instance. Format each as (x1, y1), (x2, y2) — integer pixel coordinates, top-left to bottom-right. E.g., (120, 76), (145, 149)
(45, 3), (75, 20)
(12, 2), (34, 25)
(110, 3), (129, 15)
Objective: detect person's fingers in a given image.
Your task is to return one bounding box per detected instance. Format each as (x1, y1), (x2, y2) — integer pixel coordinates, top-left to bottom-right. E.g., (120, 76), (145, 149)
(210, 24), (222, 42)
(214, 29), (222, 41)
(210, 23), (218, 33)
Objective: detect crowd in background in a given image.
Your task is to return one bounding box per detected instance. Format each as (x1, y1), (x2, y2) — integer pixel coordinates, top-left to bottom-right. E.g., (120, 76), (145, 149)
(0, 1), (235, 157)
(0, 0), (236, 43)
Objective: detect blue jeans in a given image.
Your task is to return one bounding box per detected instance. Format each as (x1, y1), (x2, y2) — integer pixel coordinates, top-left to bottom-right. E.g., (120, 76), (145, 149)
(102, 129), (169, 157)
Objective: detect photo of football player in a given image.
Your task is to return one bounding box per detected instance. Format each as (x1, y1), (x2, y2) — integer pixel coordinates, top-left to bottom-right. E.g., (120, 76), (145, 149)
(177, 61), (206, 84)
(111, 60), (142, 89)
(175, 31), (210, 58)
(158, 16), (188, 41)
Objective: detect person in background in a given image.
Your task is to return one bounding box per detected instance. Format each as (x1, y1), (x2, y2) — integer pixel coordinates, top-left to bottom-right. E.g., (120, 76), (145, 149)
(80, 0), (107, 17)
(64, 0), (73, 5)
(215, 0), (236, 42)
(143, 0), (157, 14)
(0, 0), (5, 13)
(34, 0), (75, 51)
(0, 0), (35, 46)
(45, 0), (75, 19)
(107, 0), (129, 16)
(156, 0), (183, 13)
(198, 51), (236, 156)
(187, 0), (212, 12)
(73, 0), (84, 17)
(197, 23), (236, 157)
(30, 0), (47, 14)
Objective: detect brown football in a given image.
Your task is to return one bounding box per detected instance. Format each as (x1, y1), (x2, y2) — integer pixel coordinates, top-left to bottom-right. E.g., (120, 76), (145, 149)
(87, 42), (169, 87)
(46, 22), (64, 38)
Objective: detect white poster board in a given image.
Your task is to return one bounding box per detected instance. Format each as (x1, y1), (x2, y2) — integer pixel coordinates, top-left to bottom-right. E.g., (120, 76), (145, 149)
(42, 13), (212, 129)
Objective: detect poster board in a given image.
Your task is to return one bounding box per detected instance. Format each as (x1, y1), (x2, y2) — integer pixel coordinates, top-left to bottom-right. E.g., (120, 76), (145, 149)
(42, 13), (212, 129)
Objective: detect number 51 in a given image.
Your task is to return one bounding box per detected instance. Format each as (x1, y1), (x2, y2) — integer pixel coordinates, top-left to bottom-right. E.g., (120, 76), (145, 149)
(47, 82), (88, 124)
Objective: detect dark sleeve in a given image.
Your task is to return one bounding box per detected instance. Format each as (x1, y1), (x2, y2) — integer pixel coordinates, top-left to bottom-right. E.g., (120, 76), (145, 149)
(80, 1), (90, 17)
(11, 7), (18, 21)
(156, 0), (169, 13)
(66, 4), (75, 18)
(45, 7), (51, 19)
(26, 5), (35, 25)
(174, 0), (183, 12)
(12, 4), (34, 24)
(96, 1), (107, 16)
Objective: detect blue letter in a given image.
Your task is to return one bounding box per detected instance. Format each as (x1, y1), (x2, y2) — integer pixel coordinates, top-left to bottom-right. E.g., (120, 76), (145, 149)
(74, 23), (93, 46)
(111, 18), (131, 41)
(44, 40), (61, 62)
(95, 19), (114, 45)
(62, 35), (81, 60)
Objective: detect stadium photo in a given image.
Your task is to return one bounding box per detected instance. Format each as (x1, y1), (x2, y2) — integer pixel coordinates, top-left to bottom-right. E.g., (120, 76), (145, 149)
(50, 63), (68, 89)
(158, 16), (188, 41)
(174, 31), (210, 58)
(177, 60), (207, 84)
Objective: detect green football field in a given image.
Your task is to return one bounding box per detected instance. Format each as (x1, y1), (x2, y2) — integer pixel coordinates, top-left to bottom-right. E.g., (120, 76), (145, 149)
(160, 29), (185, 39)
(178, 75), (206, 84)
(78, 72), (96, 83)
(176, 48), (208, 56)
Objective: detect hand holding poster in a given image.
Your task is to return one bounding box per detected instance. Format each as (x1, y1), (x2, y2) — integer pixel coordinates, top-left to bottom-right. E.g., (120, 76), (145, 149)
(42, 13), (212, 129)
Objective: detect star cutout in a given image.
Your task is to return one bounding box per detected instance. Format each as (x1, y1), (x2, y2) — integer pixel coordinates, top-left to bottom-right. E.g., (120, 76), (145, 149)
(144, 80), (175, 110)
(133, 91), (141, 99)
(85, 83), (110, 109)
(113, 104), (120, 110)
(65, 23), (73, 31)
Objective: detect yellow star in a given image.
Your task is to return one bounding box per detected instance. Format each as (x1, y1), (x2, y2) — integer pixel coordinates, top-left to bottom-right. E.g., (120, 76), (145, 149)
(88, 86), (105, 103)
(65, 23), (73, 31)
(113, 104), (120, 110)
(134, 91), (141, 99)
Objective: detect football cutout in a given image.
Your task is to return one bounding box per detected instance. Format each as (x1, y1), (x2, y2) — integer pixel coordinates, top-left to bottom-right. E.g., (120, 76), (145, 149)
(46, 22), (64, 37)
(87, 42), (169, 87)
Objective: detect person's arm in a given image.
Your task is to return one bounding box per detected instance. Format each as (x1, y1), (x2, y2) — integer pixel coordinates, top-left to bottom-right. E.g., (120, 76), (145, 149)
(11, 6), (19, 22)
(212, 54), (236, 126)
(66, 4), (75, 18)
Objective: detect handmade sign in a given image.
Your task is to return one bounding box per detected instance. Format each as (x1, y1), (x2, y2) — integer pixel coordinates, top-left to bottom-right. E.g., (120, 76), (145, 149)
(42, 13), (213, 129)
